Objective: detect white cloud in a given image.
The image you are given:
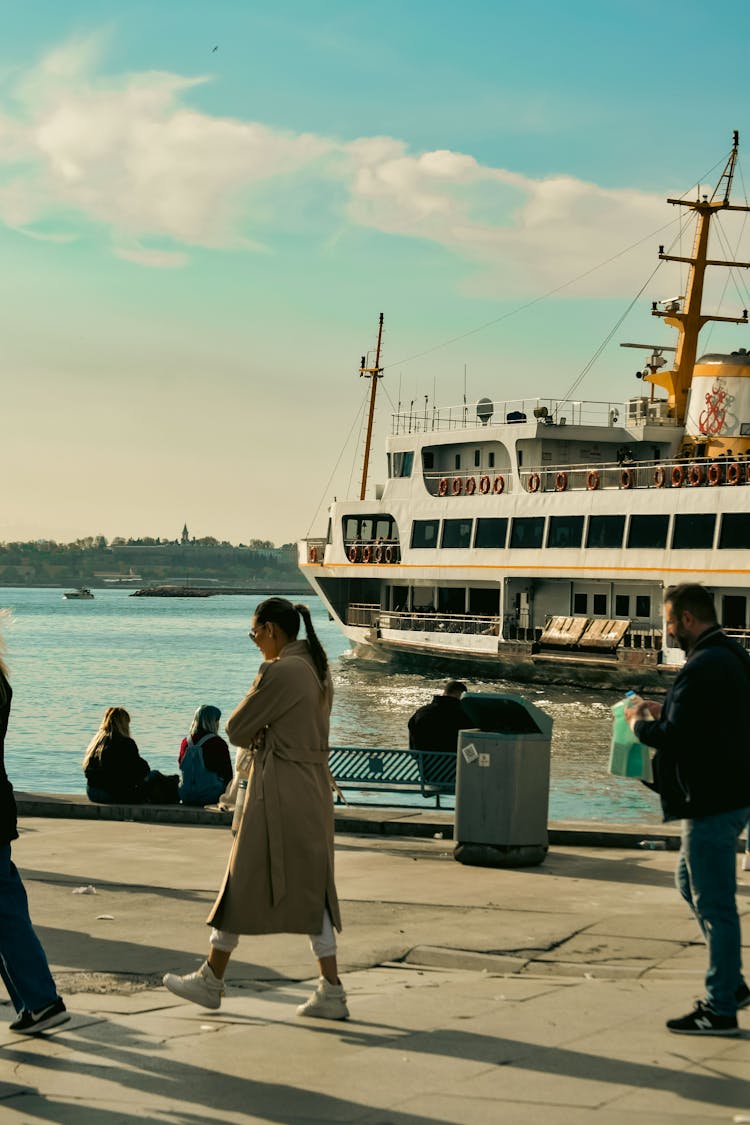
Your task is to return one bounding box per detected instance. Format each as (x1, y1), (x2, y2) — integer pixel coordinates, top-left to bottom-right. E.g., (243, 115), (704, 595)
(0, 34), (703, 295)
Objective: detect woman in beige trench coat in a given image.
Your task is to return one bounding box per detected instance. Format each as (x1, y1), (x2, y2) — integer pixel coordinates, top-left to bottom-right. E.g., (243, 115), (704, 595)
(164, 598), (347, 1020)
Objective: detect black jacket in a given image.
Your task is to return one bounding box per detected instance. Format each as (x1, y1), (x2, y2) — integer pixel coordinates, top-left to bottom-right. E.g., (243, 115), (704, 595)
(84, 734), (150, 801)
(408, 695), (472, 755)
(634, 626), (750, 820)
(0, 671), (18, 846)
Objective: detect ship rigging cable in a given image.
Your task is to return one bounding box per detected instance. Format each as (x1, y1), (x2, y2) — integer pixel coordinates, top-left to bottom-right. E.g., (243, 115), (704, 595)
(304, 383), (370, 537)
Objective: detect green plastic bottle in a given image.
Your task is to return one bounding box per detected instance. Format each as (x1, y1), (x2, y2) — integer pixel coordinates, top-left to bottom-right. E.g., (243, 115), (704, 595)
(609, 692), (652, 780)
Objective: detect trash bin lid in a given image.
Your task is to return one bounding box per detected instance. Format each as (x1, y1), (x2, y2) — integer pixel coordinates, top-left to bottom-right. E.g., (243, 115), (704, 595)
(461, 693), (545, 735)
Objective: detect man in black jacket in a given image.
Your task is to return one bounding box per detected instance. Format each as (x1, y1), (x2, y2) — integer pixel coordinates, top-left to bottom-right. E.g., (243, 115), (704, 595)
(626, 584), (750, 1036)
(408, 681), (472, 755)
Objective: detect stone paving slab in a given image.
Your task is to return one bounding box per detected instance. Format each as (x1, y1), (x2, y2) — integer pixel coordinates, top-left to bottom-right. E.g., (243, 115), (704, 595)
(1, 816), (750, 1122)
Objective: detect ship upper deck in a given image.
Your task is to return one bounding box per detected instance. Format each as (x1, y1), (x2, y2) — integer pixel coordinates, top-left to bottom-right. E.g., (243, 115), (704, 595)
(390, 395), (677, 437)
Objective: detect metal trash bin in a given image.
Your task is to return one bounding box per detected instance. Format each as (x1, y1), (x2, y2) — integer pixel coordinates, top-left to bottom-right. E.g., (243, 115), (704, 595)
(454, 692), (553, 868)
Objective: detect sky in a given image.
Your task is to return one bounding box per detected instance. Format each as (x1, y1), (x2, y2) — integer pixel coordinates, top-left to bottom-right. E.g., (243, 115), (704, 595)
(1, 0), (749, 545)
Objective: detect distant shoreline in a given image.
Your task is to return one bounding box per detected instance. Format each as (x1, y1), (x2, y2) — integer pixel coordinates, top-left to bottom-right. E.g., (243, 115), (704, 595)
(131, 584), (315, 598)
(0, 583), (314, 596)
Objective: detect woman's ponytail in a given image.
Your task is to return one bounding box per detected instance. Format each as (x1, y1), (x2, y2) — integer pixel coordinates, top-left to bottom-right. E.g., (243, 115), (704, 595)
(294, 603), (329, 684)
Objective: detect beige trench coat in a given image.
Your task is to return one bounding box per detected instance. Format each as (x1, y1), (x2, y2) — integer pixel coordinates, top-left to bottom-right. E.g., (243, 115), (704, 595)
(206, 639), (341, 936)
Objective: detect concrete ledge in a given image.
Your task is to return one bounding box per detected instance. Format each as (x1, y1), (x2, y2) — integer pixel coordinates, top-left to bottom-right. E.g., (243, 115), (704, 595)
(12, 791), (689, 848)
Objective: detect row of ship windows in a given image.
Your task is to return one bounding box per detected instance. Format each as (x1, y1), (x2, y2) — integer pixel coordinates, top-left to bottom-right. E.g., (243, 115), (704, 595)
(411, 513), (750, 551)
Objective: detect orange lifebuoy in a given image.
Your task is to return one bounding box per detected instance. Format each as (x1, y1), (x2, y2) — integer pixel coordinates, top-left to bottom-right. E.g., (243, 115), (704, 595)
(620, 468), (634, 490)
(707, 463), (722, 486)
(385, 545), (399, 563)
(653, 467), (666, 488)
(362, 544), (373, 563)
(438, 477), (449, 496)
(555, 471), (568, 492)
(479, 475), (491, 495)
(670, 465), (685, 487)
(493, 474), (505, 494)
(528, 472), (541, 493)
(586, 470), (600, 491)
(309, 545), (318, 563)
(451, 477), (463, 496)
(727, 461), (740, 485)
(374, 544), (384, 563)
(348, 545), (359, 563)
(465, 476), (477, 496)
(688, 464), (703, 487)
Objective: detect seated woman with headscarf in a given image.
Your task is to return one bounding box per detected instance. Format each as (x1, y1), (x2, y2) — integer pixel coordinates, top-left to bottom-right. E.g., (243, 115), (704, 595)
(178, 705), (233, 807)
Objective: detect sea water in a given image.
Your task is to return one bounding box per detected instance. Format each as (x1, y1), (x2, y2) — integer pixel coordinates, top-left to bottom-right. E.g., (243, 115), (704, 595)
(0, 587), (659, 823)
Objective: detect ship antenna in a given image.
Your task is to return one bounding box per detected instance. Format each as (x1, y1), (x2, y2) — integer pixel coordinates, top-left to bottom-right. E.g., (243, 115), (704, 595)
(710, 129), (740, 205)
(358, 312), (384, 500)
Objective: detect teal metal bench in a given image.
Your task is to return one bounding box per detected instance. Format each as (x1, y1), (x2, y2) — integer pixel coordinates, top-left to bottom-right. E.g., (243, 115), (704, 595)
(328, 747), (456, 808)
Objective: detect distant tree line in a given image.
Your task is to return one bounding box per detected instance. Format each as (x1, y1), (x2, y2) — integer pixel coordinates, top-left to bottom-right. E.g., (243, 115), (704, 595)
(0, 536), (304, 589)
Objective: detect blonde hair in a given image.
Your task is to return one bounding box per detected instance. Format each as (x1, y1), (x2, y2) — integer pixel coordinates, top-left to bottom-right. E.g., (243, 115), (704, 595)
(83, 707), (131, 770)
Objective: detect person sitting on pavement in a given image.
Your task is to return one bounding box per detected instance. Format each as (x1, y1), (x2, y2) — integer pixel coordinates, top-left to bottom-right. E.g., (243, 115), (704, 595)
(84, 707), (178, 804)
(178, 705), (232, 807)
(625, 583), (750, 1037)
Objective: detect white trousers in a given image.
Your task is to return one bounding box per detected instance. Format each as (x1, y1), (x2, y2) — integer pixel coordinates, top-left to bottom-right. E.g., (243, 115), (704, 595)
(210, 907), (337, 959)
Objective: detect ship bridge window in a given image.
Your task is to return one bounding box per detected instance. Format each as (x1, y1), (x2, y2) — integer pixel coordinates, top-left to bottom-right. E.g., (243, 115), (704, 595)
(392, 451), (414, 478)
(411, 519), (439, 549)
(441, 519), (473, 549)
(474, 449), (481, 468)
(342, 514), (398, 544)
(422, 451), (435, 470)
(627, 514), (669, 550)
(547, 515), (584, 549)
(510, 517), (545, 550)
(672, 514), (716, 550)
(475, 518), (508, 548)
(586, 515), (625, 549)
(719, 513), (750, 549)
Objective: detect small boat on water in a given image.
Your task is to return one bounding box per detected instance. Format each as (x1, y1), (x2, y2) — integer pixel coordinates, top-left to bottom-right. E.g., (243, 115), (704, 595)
(299, 133), (750, 689)
(63, 588), (94, 600)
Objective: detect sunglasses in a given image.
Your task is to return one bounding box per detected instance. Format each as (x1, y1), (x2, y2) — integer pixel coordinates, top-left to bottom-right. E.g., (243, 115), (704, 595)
(248, 622), (268, 642)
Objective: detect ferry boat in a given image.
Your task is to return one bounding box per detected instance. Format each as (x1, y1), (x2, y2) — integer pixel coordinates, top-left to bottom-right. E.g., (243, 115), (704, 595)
(299, 134), (750, 688)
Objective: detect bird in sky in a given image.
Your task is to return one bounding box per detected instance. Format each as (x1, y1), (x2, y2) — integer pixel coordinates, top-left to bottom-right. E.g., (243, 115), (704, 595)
(212, 45), (219, 52)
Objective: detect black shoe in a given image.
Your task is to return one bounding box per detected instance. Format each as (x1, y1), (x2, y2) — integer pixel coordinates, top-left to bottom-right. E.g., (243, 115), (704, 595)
(737, 982), (750, 1011)
(666, 1000), (739, 1037)
(9, 998), (69, 1035)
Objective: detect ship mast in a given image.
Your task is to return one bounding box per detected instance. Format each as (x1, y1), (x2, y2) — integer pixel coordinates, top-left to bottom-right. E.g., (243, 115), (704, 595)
(358, 312), (384, 501)
(646, 131), (749, 423)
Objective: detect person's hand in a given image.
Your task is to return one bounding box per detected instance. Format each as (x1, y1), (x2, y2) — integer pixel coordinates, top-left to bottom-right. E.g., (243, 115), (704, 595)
(624, 698), (661, 727)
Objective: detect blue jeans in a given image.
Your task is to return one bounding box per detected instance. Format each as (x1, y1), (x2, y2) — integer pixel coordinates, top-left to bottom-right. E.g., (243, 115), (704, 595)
(677, 806), (750, 1016)
(0, 844), (59, 1014)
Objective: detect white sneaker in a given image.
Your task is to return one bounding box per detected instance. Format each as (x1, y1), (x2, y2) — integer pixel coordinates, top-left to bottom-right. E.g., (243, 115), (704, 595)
(163, 961), (224, 1010)
(743, 853), (750, 872)
(296, 977), (349, 1020)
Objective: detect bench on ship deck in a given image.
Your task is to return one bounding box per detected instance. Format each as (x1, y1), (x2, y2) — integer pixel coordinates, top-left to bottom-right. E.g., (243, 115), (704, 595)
(328, 747), (456, 808)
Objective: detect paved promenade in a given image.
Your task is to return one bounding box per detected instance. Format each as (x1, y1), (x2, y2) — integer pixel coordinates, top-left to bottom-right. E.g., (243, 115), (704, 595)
(1, 811), (749, 1123)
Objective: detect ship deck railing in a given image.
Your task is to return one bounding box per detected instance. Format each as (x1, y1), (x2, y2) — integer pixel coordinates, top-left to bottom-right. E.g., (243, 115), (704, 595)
(391, 397), (631, 434)
(328, 746), (456, 808)
(346, 605), (500, 636)
(518, 454), (750, 494)
(423, 455), (750, 497)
